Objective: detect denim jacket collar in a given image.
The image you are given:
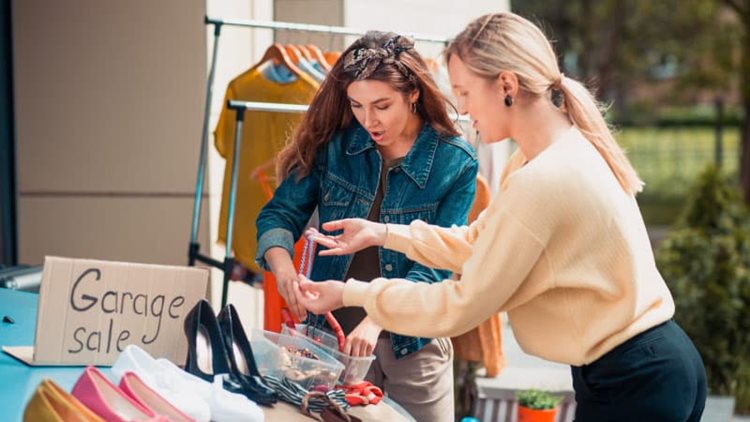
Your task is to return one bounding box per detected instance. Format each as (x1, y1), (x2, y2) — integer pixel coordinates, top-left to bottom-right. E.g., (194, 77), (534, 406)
(345, 122), (438, 189)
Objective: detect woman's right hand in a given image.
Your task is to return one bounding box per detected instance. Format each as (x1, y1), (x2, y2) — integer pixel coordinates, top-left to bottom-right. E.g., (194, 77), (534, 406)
(306, 218), (387, 256)
(264, 247), (307, 320)
(276, 270), (308, 320)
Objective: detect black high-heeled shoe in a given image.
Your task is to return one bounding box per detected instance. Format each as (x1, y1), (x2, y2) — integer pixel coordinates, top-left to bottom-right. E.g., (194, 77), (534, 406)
(183, 299), (276, 406)
(218, 304), (278, 406)
(184, 299), (231, 382)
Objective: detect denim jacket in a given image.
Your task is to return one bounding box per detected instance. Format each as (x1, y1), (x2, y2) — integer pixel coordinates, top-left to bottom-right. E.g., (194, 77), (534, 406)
(256, 121), (478, 358)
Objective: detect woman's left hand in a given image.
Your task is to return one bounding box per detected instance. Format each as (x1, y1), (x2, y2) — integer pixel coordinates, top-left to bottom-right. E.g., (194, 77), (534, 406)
(293, 275), (345, 314)
(344, 317), (382, 357)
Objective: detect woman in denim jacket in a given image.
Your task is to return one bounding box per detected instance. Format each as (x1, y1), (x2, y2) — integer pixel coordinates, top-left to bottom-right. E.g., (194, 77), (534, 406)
(255, 31), (477, 421)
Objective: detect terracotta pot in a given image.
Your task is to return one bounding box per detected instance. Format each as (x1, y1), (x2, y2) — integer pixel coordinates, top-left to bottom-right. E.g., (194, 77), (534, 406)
(517, 405), (557, 422)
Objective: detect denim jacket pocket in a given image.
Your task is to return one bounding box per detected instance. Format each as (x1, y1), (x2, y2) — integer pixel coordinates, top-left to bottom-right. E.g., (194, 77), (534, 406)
(321, 178), (355, 206)
(320, 177), (356, 223)
(382, 202), (438, 225)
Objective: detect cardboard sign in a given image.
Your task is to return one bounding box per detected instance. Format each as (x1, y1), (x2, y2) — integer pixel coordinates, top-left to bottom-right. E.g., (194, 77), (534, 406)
(3, 256), (208, 366)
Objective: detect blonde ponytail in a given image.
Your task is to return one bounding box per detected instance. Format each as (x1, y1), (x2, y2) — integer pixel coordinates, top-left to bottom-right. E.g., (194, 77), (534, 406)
(558, 77), (644, 194)
(446, 13), (644, 195)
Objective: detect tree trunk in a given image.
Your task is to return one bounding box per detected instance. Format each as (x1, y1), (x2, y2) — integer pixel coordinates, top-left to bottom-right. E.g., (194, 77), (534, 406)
(578, 0), (597, 79)
(741, 104), (750, 202)
(594, 0), (626, 104)
(740, 21), (750, 202)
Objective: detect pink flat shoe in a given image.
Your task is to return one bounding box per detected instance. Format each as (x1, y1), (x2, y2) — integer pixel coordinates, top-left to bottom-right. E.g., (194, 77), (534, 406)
(72, 366), (163, 422)
(119, 371), (196, 422)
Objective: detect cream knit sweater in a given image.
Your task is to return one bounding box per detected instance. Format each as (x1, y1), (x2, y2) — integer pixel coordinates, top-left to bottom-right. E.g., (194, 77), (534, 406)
(342, 127), (674, 365)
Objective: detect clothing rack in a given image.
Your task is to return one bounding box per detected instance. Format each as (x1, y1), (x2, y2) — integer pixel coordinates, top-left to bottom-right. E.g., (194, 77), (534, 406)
(205, 17), (452, 44)
(189, 16), (455, 308)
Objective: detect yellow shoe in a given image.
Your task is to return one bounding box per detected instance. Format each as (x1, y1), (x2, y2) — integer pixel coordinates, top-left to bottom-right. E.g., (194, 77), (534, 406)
(23, 379), (103, 422)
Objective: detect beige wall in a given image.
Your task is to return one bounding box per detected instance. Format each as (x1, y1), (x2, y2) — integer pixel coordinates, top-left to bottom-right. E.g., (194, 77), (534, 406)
(274, 0), (345, 50)
(13, 1), (208, 264)
(13, 0), (273, 330)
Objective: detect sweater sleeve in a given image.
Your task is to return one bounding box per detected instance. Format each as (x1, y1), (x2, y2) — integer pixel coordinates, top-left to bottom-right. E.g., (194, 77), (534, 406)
(343, 207), (547, 338)
(383, 205), (492, 274)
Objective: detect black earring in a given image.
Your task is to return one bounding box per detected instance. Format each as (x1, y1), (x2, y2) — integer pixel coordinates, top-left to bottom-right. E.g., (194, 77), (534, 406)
(504, 95), (513, 107)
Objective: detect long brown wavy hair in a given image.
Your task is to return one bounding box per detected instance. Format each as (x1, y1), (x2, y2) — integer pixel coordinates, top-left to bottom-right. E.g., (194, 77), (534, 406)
(277, 31), (460, 180)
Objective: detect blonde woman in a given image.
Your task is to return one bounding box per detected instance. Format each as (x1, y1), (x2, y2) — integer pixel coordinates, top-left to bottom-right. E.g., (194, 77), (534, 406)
(294, 12), (707, 422)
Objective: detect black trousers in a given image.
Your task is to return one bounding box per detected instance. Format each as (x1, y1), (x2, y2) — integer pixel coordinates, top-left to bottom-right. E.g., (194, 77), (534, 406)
(571, 320), (707, 421)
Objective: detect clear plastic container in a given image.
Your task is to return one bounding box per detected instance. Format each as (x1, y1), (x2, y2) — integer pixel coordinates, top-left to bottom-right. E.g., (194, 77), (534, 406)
(250, 328), (344, 391)
(282, 324), (376, 386)
(288, 324), (339, 349)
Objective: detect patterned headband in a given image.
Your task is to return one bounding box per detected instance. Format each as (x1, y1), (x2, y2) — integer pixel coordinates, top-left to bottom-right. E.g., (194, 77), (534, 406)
(343, 35), (417, 83)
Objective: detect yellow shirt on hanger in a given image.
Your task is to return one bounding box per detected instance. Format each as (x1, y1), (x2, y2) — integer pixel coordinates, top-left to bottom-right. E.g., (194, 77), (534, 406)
(214, 66), (319, 272)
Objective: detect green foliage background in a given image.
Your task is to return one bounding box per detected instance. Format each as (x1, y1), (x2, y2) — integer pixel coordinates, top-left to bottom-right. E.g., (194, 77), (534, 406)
(656, 166), (750, 410)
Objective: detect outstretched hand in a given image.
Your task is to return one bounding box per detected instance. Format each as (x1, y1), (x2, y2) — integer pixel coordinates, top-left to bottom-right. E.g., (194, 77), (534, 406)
(305, 218), (387, 256)
(293, 275), (345, 315)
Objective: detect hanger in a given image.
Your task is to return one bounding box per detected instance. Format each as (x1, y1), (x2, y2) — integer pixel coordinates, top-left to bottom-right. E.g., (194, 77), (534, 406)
(248, 43), (305, 79)
(305, 44), (331, 72)
(250, 158), (276, 182)
(287, 44), (326, 82)
(323, 51), (342, 67)
(296, 45), (315, 62)
(250, 159), (277, 200)
(284, 45), (303, 65)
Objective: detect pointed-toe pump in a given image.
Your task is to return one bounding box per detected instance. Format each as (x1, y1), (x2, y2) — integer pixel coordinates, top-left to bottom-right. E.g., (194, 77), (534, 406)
(184, 299), (270, 405)
(218, 304), (278, 406)
(183, 299), (230, 383)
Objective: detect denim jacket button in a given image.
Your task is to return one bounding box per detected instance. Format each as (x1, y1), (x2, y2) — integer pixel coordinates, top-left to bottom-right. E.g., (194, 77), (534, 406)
(383, 215), (390, 223)
(400, 348), (408, 355)
(385, 263), (393, 272)
(324, 191), (330, 202)
(393, 167), (401, 173)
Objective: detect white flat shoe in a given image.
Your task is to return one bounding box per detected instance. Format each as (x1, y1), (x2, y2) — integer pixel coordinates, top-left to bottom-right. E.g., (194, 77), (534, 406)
(112, 345), (211, 422)
(156, 357), (264, 422)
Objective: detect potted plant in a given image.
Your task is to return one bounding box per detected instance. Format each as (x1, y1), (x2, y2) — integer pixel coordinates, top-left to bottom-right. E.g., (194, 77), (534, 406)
(656, 165), (750, 415)
(516, 389), (560, 422)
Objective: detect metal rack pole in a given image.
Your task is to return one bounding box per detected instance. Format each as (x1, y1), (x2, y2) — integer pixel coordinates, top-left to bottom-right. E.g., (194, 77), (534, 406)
(228, 101), (309, 114)
(205, 16), (450, 45)
(188, 22), (223, 267)
(218, 101), (307, 308)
